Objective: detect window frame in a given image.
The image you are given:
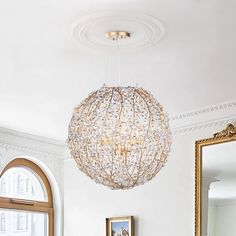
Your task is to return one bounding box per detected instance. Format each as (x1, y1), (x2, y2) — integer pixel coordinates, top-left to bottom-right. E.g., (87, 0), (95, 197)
(0, 158), (54, 236)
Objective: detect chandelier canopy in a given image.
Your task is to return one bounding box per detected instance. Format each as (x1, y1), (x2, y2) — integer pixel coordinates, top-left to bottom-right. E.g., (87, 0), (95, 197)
(68, 86), (171, 189)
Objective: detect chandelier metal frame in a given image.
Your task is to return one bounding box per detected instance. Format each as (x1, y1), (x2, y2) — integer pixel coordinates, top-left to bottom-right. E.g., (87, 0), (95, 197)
(68, 85), (171, 189)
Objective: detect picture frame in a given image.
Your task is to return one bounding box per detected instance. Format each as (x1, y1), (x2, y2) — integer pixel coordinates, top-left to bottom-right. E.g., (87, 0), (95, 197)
(106, 216), (134, 236)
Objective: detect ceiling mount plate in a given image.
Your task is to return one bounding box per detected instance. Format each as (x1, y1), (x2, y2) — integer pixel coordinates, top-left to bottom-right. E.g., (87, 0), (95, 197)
(105, 31), (131, 40)
(72, 11), (165, 51)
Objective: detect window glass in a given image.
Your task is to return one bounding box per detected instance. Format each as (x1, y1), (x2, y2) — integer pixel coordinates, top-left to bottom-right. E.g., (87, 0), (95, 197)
(0, 209), (48, 236)
(0, 167), (46, 201)
(0, 179), (6, 196)
(16, 212), (28, 231)
(0, 213), (5, 232)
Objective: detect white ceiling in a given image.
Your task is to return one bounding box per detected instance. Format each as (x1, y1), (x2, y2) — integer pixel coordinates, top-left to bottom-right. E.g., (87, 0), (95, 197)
(203, 141), (236, 202)
(1, 0), (236, 141)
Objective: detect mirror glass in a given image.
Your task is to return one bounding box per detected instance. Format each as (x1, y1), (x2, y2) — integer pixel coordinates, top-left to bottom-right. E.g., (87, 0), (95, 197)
(202, 141), (236, 236)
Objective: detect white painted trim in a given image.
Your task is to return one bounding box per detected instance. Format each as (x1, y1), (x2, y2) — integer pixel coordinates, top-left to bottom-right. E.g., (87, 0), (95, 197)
(172, 116), (236, 135)
(170, 100), (236, 135)
(171, 101), (236, 121)
(0, 127), (64, 146)
(0, 126), (68, 159)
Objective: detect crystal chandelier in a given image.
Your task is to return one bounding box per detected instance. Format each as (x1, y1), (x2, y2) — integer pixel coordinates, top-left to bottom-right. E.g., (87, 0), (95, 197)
(68, 31), (171, 189)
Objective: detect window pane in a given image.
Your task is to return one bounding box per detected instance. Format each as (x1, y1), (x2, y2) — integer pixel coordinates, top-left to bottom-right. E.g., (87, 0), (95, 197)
(0, 209), (48, 236)
(0, 167), (47, 201)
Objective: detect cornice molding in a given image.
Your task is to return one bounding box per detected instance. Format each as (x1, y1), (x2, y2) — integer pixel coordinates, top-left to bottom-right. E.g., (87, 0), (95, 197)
(172, 116), (236, 135)
(0, 142), (62, 160)
(171, 101), (236, 121)
(170, 100), (236, 135)
(0, 127), (67, 160)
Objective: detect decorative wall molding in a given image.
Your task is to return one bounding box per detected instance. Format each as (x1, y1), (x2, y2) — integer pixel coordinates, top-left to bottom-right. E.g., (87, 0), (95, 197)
(170, 100), (236, 135)
(172, 116), (236, 135)
(171, 101), (236, 121)
(0, 142), (62, 160)
(0, 127), (67, 160)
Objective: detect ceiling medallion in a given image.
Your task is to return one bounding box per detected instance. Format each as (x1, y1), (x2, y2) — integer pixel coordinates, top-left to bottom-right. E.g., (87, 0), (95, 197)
(68, 26), (171, 190)
(72, 11), (165, 50)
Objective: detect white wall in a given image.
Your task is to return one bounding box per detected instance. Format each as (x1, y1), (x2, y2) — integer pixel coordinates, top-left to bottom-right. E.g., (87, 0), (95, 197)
(63, 128), (220, 236)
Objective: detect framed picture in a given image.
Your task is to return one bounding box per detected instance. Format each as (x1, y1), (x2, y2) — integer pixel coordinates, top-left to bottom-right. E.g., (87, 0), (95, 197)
(106, 216), (134, 236)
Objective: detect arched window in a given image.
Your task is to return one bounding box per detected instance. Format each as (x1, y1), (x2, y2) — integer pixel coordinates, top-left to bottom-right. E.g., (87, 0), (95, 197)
(0, 158), (54, 236)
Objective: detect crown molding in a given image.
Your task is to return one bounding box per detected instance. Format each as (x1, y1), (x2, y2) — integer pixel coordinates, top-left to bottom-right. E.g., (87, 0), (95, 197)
(0, 142), (64, 160)
(170, 100), (236, 135)
(0, 127), (64, 146)
(171, 101), (236, 121)
(172, 116), (236, 135)
(0, 127), (67, 160)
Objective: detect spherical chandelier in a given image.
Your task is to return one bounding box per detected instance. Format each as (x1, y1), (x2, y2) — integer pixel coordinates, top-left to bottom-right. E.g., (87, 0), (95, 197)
(68, 85), (171, 189)
(68, 31), (171, 189)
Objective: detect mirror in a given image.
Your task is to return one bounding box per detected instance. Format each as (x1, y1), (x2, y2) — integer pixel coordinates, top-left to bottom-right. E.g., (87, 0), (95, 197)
(195, 124), (236, 236)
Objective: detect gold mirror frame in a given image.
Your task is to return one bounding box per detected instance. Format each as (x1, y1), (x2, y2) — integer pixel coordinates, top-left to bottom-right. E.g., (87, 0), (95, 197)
(195, 123), (236, 236)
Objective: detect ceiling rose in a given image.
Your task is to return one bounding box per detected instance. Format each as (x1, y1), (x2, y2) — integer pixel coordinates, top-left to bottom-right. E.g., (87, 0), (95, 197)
(68, 86), (171, 189)
(71, 11), (165, 50)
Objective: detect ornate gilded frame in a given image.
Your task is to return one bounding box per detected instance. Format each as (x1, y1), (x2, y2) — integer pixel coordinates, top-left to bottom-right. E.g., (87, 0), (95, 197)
(195, 124), (236, 236)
